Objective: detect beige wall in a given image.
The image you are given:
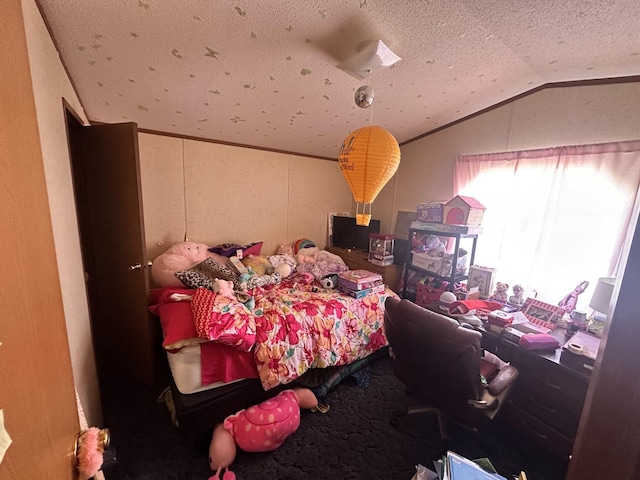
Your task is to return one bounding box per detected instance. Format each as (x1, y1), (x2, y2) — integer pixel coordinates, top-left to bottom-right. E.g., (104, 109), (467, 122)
(21, 0), (102, 426)
(108, 83), (640, 297)
(139, 134), (354, 261)
(384, 82), (640, 231)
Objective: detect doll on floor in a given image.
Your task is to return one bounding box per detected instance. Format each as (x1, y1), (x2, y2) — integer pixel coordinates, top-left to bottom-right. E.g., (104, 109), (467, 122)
(208, 387), (318, 479)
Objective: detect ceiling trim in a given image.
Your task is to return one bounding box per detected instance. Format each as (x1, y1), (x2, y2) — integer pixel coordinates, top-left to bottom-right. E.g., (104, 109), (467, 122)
(134, 128), (338, 162)
(401, 75), (640, 147)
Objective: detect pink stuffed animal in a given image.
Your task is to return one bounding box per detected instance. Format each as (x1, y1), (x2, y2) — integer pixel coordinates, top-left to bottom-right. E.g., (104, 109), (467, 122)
(151, 242), (226, 287)
(208, 388), (318, 477)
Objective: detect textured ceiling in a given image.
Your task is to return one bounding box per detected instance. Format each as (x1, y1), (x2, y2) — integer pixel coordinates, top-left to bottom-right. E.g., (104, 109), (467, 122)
(37, 0), (640, 159)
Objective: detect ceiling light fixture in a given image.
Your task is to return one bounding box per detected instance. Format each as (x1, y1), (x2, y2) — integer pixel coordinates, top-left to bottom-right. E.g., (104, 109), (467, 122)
(336, 39), (402, 80)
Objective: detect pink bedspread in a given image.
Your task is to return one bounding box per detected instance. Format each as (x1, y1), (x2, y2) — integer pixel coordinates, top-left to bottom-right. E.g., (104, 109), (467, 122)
(150, 274), (397, 391)
(245, 274), (394, 389)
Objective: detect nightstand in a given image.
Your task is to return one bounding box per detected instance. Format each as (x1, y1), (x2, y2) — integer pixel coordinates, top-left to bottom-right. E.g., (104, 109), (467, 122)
(326, 246), (402, 293)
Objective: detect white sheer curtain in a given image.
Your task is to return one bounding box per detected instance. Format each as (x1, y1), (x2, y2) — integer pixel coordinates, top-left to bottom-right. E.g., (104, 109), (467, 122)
(454, 141), (640, 310)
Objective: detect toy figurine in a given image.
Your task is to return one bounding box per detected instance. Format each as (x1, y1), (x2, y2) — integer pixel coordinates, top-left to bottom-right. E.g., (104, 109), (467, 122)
(558, 280), (589, 314)
(508, 284), (525, 307)
(490, 282), (509, 303)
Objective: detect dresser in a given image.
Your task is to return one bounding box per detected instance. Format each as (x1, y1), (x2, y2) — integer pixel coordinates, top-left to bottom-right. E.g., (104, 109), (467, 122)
(482, 328), (590, 461)
(326, 246), (402, 293)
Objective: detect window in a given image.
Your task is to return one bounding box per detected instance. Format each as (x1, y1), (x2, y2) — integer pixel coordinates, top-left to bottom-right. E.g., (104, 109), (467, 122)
(454, 141), (640, 310)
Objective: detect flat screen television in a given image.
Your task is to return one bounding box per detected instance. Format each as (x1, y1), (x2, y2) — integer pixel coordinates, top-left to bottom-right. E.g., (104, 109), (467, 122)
(331, 216), (381, 251)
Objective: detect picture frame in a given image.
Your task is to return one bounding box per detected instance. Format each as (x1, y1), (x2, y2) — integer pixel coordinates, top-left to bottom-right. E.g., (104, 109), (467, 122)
(466, 265), (496, 298)
(522, 297), (565, 329)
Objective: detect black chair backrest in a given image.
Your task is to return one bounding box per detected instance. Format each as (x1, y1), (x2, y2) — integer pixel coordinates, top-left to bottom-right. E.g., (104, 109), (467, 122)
(384, 297), (484, 410)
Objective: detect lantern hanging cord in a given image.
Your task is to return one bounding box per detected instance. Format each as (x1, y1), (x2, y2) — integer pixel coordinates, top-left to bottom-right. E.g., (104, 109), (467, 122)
(182, 140), (189, 242)
(369, 77), (375, 125)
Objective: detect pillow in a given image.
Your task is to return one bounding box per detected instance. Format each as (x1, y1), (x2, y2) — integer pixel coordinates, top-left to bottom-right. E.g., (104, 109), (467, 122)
(175, 257), (240, 290)
(241, 254), (274, 276)
(209, 242), (263, 258)
(156, 301), (206, 352)
(191, 287), (256, 351)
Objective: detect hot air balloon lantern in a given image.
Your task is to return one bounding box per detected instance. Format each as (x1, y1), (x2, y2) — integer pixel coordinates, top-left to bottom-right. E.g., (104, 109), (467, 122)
(338, 125), (400, 226)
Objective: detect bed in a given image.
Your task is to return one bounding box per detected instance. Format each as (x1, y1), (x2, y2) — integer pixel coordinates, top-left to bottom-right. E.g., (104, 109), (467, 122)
(148, 254), (396, 444)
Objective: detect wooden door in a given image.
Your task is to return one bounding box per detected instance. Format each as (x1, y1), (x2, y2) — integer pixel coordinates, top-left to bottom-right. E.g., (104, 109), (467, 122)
(0, 1), (78, 477)
(68, 120), (158, 387)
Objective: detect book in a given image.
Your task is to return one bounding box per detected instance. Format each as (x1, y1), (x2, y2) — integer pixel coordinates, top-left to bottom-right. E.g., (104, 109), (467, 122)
(338, 283), (385, 299)
(337, 269), (383, 290)
(446, 450), (508, 480)
(510, 321), (551, 335)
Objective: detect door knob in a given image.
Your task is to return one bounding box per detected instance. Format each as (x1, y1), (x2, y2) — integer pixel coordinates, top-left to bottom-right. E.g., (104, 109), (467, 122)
(128, 261), (152, 271)
(75, 428), (110, 477)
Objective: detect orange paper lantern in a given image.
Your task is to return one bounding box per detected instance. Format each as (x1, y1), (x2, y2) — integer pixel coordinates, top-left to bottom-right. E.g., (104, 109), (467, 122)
(338, 125), (400, 225)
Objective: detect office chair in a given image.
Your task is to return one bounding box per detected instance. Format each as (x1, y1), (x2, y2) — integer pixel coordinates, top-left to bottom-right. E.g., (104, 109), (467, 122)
(383, 296), (518, 450)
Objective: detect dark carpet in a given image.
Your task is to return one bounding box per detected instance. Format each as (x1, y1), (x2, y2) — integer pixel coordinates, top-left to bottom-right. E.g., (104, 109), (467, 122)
(101, 354), (567, 480)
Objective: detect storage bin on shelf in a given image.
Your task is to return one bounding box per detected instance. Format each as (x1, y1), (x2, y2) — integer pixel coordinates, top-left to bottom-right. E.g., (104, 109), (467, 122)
(415, 278), (449, 308)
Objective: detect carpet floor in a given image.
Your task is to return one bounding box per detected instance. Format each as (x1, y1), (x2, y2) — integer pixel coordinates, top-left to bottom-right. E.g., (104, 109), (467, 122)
(101, 354), (568, 480)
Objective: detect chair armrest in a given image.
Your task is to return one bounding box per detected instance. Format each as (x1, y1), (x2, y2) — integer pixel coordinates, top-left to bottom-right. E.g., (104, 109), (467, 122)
(487, 365), (518, 396)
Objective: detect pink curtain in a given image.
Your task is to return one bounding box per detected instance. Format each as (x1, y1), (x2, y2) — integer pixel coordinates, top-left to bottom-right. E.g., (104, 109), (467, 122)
(454, 141), (640, 308)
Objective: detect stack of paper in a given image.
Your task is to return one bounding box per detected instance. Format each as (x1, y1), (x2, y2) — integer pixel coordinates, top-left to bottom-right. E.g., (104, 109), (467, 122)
(442, 451), (507, 480)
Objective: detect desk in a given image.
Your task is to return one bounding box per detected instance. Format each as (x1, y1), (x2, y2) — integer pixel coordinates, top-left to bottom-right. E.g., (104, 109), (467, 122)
(326, 246), (402, 293)
(425, 304), (590, 461)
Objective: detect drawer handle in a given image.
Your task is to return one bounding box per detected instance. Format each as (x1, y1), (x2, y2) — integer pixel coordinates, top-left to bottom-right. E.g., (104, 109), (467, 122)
(583, 364), (594, 371)
(529, 396), (557, 415)
(532, 429), (549, 440)
(537, 376), (562, 390)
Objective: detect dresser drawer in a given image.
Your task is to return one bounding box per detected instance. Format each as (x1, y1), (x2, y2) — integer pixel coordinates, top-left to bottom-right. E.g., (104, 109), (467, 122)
(510, 387), (582, 437)
(515, 353), (588, 410)
(504, 400), (574, 461)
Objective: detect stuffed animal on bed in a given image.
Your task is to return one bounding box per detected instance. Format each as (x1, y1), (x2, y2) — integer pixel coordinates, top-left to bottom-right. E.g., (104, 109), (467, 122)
(212, 279), (236, 299)
(295, 246), (319, 264)
(267, 249), (296, 279)
(151, 241), (226, 287)
(208, 388), (318, 478)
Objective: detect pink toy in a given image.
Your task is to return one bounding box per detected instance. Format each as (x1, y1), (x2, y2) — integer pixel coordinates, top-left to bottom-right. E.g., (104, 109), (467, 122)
(151, 241), (226, 287)
(212, 279), (236, 299)
(208, 388), (318, 475)
(558, 280), (589, 314)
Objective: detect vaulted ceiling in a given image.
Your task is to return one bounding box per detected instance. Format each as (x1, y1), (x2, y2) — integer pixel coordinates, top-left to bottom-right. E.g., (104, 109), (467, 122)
(37, 0), (640, 159)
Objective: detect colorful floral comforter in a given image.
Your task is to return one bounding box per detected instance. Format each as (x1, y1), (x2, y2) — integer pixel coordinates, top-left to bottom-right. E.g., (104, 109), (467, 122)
(191, 272), (397, 390)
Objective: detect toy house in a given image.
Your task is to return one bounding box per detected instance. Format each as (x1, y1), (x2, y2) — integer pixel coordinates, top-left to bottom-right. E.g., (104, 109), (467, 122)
(416, 201), (446, 223)
(443, 195), (486, 226)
